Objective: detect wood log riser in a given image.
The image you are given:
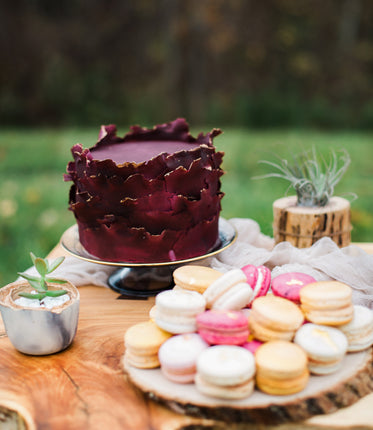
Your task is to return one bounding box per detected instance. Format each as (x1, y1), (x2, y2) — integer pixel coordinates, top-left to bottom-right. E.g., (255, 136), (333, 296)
(273, 196), (352, 248)
(128, 348), (373, 425)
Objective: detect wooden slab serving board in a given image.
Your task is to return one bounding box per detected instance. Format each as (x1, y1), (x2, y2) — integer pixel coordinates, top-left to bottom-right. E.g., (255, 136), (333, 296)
(1, 243), (373, 429)
(126, 349), (373, 425)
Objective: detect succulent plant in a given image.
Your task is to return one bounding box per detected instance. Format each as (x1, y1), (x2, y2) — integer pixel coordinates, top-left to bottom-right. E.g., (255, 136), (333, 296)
(257, 147), (352, 207)
(17, 253), (67, 300)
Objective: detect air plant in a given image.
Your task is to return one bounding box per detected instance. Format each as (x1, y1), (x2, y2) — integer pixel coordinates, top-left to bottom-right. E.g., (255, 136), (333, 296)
(256, 148), (352, 207)
(17, 253), (67, 300)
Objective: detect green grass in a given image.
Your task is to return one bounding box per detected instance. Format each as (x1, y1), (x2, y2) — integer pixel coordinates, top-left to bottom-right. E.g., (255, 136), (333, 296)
(0, 127), (372, 286)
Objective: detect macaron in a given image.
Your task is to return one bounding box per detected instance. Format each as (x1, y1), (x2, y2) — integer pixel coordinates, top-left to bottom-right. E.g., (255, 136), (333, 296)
(203, 268), (253, 310)
(249, 295), (304, 342)
(338, 305), (373, 352)
(195, 345), (256, 399)
(255, 340), (309, 395)
(158, 333), (209, 383)
(196, 309), (249, 345)
(272, 272), (316, 304)
(155, 289), (206, 334)
(173, 265), (223, 294)
(124, 320), (172, 369)
(242, 339), (263, 354)
(294, 323), (348, 374)
(300, 281), (354, 326)
(241, 264), (271, 306)
(149, 305), (157, 320)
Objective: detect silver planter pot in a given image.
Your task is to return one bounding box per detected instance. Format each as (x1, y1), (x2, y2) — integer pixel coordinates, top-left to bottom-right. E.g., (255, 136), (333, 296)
(0, 280), (80, 355)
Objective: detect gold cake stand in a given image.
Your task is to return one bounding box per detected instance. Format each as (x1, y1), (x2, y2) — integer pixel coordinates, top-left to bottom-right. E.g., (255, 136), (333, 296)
(60, 218), (237, 297)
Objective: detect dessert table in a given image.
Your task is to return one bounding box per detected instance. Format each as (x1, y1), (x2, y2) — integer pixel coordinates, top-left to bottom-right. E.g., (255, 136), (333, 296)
(1, 242), (373, 430)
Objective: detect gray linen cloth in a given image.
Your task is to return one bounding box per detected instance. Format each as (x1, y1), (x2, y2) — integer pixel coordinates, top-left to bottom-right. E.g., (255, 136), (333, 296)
(23, 218), (373, 307)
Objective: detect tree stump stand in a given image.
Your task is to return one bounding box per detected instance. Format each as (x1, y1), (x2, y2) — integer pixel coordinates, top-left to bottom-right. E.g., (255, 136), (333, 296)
(273, 196), (351, 248)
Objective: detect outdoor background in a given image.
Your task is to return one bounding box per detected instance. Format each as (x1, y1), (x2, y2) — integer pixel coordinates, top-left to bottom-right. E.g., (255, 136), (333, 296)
(0, 0), (372, 284)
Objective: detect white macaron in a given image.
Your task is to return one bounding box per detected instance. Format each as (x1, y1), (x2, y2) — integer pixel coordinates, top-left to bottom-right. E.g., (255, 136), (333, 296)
(195, 345), (256, 399)
(294, 323), (348, 375)
(155, 289), (206, 334)
(338, 305), (373, 352)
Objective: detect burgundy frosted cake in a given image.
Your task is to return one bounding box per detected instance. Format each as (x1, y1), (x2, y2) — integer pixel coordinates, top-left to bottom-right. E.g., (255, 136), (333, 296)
(64, 118), (224, 263)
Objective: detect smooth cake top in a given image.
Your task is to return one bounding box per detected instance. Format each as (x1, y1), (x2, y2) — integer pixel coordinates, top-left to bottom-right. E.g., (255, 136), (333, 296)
(90, 140), (201, 164)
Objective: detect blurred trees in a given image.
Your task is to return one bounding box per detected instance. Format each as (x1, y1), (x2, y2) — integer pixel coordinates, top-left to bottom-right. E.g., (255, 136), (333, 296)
(0, 0), (372, 128)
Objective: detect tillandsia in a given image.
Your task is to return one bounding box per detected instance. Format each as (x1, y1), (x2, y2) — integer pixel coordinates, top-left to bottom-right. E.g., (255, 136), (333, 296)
(256, 148), (352, 207)
(17, 253), (67, 300)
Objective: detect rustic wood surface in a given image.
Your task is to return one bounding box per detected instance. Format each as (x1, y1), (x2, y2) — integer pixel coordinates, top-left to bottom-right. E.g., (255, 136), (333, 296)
(273, 196), (351, 248)
(0, 242), (373, 430)
(126, 348), (373, 425)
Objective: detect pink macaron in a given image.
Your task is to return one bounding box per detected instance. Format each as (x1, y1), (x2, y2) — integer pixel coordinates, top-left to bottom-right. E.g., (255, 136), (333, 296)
(272, 272), (316, 304)
(158, 333), (209, 383)
(242, 339), (263, 354)
(196, 309), (249, 346)
(241, 264), (271, 306)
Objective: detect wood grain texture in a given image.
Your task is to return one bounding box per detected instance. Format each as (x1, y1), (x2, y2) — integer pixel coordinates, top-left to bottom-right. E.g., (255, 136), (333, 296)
(273, 196), (351, 248)
(126, 348), (373, 425)
(0, 286), (157, 430)
(1, 242), (373, 429)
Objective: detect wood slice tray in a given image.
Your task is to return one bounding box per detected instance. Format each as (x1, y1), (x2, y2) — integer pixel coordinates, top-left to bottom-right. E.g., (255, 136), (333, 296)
(125, 347), (373, 425)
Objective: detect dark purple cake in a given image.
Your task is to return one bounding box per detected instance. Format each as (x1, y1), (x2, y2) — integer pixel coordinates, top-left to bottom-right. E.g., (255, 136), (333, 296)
(64, 118), (224, 263)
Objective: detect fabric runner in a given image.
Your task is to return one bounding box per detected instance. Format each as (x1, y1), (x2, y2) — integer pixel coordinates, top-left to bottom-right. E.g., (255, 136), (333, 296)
(22, 218), (373, 308)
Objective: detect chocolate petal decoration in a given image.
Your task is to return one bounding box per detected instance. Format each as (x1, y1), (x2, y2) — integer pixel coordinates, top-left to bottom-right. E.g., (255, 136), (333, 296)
(64, 118), (224, 263)
(164, 161), (223, 197)
(94, 118), (221, 147)
(77, 213), (221, 263)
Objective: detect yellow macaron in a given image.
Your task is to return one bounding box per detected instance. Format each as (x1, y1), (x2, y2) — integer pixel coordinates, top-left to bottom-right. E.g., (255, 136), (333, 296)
(249, 295), (304, 342)
(173, 265), (223, 294)
(300, 281), (353, 326)
(124, 320), (172, 369)
(255, 340), (309, 395)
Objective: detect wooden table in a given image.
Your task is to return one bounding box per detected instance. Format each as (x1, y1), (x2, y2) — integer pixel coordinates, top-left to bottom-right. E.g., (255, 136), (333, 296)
(1, 243), (373, 430)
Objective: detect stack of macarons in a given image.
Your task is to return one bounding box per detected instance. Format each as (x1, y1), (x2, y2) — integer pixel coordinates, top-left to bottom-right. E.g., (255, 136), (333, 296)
(124, 320), (172, 368)
(294, 323), (348, 375)
(299, 281), (354, 326)
(158, 333), (209, 383)
(255, 340), (309, 395)
(124, 264), (373, 400)
(195, 345), (256, 399)
(249, 295), (304, 342)
(154, 289), (206, 334)
(196, 309), (250, 345)
(339, 305), (373, 352)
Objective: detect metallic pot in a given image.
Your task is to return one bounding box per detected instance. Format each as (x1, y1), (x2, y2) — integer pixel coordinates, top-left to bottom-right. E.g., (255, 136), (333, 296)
(0, 280), (80, 355)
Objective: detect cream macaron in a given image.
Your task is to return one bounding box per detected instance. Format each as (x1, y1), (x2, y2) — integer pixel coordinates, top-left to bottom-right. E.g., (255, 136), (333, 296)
(249, 295), (304, 342)
(338, 305), (373, 352)
(203, 268), (254, 310)
(155, 289), (206, 334)
(294, 323), (348, 375)
(195, 345), (256, 399)
(299, 281), (353, 326)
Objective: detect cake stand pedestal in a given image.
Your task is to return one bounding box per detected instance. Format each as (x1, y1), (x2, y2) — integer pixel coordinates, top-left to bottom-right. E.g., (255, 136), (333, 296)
(108, 265), (179, 297)
(60, 218), (237, 297)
